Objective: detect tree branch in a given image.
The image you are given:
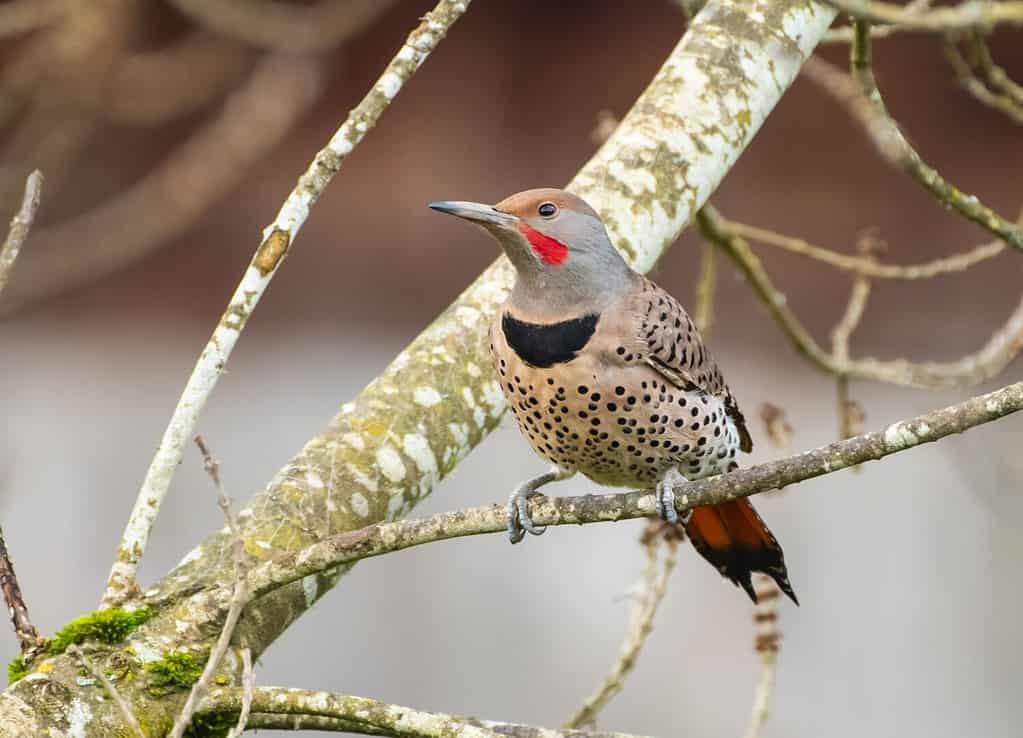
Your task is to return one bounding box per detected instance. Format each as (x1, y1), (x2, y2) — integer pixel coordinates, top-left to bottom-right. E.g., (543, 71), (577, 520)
(199, 687), (650, 738)
(698, 205), (1023, 388)
(100, 0), (472, 607)
(0, 527), (42, 655)
(823, 0), (1023, 31)
(186, 378), (1023, 605)
(0, 170), (42, 298)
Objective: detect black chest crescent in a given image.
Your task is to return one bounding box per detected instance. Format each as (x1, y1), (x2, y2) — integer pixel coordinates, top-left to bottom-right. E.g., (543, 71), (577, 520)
(501, 312), (599, 368)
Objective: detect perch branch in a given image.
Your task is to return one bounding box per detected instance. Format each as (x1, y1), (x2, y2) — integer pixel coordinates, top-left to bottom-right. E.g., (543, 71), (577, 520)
(199, 687), (650, 738)
(207, 378), (1023, 604)
(0, 170), (42, 298)
(698, 205), (1023, 388)
(100, 0), (471, 607)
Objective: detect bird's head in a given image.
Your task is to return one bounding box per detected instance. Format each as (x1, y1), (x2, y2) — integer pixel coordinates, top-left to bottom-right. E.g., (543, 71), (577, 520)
(429, 188), (633, 314)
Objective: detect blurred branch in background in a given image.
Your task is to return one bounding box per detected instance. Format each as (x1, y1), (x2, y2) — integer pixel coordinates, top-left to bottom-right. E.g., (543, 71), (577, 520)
(0, 0), (63, 38)
(943, 31), (1023, 124)
(564, 530), (680, 730)
(823, 0), (1023, 31)
(0, 169), (41, 297)
(100, 0), (472, 607)
(743, 576), (782, 738)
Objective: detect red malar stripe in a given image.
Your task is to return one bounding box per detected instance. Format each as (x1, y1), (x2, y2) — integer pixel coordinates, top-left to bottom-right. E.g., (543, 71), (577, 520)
(518, 224), (568, 265)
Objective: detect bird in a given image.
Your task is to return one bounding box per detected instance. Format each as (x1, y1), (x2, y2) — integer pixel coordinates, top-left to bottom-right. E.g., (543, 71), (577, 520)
(429, 188), (796, 604)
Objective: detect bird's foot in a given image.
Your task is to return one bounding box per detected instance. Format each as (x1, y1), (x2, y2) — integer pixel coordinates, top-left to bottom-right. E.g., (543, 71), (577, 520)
(654, 468), (691, 525)
(506, 467), (571, 544)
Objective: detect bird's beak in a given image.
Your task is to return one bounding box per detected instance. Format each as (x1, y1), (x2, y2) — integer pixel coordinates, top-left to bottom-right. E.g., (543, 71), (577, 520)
(428, 201), (520, 226)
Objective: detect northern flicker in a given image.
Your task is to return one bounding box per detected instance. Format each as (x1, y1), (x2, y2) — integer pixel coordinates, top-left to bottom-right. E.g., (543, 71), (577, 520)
(430, 188), (796, 604)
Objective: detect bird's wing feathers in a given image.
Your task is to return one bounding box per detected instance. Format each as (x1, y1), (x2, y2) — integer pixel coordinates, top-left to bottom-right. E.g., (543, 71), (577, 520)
(631, 277), (753, 452)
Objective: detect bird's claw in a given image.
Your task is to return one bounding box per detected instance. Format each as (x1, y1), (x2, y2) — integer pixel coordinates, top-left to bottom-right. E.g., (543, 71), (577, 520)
(507, 489), (546, 544)
(655, 468), (691, 525)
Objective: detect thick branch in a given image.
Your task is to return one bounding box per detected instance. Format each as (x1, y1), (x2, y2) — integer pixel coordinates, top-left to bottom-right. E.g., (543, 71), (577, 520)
(200, 687), (649, 738)
(148, 0), (838, 661)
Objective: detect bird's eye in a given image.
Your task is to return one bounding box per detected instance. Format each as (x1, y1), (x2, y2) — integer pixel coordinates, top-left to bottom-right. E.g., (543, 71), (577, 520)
(538, 202), (558, 218)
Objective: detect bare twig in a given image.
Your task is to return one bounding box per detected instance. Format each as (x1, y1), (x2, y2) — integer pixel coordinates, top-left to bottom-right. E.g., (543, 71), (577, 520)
(66, 645), (145, 738)
(694, 239), (718, 339)
(159, 378), (1023, 609)
(565, 537), (679, 729)
(166, 0), (398, 54)
(227, 647), (254, 738)
(169, 436), (251, 738)
(964, 31), (1023, 104)
(201, 687), (651, 738)
(822, 0), (932, 41)
(699, 205), (1023, 388)
(0, 527), (41, 655)
(743, 576), (781, 738)
(801, 52), (1023, 252)
(727, 218), (1010, 279)
(100, 0), (472, 607)
(822, 0), (1023, 31)
(943, 36), (1023, 124)
(0, 170), (42, 297)
(759, 403), (795, 450)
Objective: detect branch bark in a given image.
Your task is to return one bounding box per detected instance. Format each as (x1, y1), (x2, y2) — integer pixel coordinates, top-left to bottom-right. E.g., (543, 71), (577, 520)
(0, 170), (42, 298)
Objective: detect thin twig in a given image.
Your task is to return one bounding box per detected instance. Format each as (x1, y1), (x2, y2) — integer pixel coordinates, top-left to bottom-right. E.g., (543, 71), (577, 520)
(694, 239), (718, 339)
(699, 205), (1023, 388)
(0, 170), (42, 297)
(822, 0), (1023, 31)
(801, 52), (1023, 252)
(227, 647), (254, 738)
(943, 36), (1023, 124)
(822, 0), (933, 41)
(169, 437), (251, 738)
(743, 576), (781, 738)
(66, 645), (145, 738)
(0, 527), (41, 655)
(830, 252), (872, 444)
(727, 219), (1010, 279)
(153, 379), (1023, 610)
(565, 538), (679, 729)
(100, 0), (473, 607)
(966, 31), (1023, 104)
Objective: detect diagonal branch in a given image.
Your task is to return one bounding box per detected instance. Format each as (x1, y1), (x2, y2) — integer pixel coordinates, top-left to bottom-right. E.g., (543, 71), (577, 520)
(0, 527), (42, 655)
(0, 170), (42, 298)
(100, 0), (472, 607)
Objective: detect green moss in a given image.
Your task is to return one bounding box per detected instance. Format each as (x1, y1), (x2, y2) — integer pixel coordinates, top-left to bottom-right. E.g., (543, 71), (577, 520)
(145, 651), (203, 692)
(7, 654), (27, 685)
(49, 607), (152, 654)
(185, 711), (239, 738)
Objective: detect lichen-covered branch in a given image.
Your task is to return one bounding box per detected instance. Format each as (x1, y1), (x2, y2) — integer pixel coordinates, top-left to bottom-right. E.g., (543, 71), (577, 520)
(150, 0), (838, 663)
(823, 0), (1023, 31)
(0, 170), (42, 298)
(171, 378), (1022, 606)
(0, 527), (42, 655)
(200, 687), (651, 738)
(699, 205), (1023, 387)
(100, 0), (472, 607)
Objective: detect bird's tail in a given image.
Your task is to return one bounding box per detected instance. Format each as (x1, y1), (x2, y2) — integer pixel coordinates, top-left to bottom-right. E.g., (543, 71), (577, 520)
(684, 497), (798, 604)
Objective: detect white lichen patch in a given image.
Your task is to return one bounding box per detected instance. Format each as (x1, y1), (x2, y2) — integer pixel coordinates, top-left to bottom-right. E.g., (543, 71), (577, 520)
(480, 380), (506, 416)
(884, 421), (919, 449)
(375, 445), (406, 483)
(448, 422), (469, 447)
(378, 72), (402, 99)
(414, 386), (443, 407)
(350, 492), (370, 518)
(461, 387), (476, 407)
(387, 491), (405, 519)
(403, 433), (438, 480)
(466, 362), (482, 378)
(456, 305), (482, 326)
(345, 463), (378, 493)
(302, 575), (318, 607)
(473, 407), (487, 429)
(304, 470), (325, 489)
(341, 432), (365, 451)
(68, 698), (92, 738)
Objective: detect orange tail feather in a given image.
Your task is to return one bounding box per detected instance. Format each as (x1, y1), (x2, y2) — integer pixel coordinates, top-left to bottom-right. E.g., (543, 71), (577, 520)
(685, 498), (798, 604)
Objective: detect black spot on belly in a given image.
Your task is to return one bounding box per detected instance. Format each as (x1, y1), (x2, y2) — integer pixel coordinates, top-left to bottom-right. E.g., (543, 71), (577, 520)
(501, 312), (599, 368)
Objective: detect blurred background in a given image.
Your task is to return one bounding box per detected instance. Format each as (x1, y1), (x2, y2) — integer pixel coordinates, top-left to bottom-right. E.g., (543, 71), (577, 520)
(1, 1), (1022, 736)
